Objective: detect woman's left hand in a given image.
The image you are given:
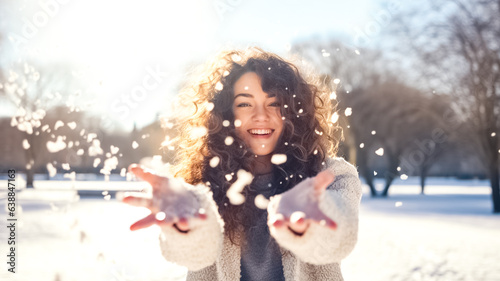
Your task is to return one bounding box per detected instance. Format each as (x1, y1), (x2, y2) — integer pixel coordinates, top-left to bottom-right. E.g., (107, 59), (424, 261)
(268, 169), (337, 235)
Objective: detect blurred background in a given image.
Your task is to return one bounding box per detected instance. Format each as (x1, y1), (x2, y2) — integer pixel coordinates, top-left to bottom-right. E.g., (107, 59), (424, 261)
(0, 0), (499, 280)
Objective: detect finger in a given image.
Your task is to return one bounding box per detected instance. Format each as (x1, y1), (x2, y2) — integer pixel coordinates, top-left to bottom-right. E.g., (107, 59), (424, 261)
(130, 213), (157, 231)
(269, 213), (286, 228)
(195, 208), (207, 220)
(154, 212), (175, 226)
(314, 169), (335, 192)
(315, 213), (337, 230)
(288, 211), (309, 234)
(175, 217), (190, 232)
(289, 211), (306, 225)
(128, 164), (166, 188)
(122, 195), (153, 208)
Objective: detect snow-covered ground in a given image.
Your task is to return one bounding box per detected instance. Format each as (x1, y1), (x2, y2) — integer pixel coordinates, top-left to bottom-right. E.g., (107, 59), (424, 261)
(1, 178), (499, 281)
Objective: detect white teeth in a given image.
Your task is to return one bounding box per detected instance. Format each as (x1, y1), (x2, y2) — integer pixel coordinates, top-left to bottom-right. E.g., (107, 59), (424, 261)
(249, 129), (272, 135)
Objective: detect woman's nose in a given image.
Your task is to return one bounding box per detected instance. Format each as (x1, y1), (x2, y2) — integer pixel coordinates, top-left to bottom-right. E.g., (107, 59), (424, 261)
(252, 105), (270, 122)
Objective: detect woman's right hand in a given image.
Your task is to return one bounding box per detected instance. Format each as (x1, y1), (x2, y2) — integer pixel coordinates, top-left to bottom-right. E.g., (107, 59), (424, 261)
(122, 164), (207, 232)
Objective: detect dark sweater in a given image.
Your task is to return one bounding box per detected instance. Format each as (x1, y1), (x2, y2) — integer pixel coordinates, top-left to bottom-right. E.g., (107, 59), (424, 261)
(240, 173), (285, 281)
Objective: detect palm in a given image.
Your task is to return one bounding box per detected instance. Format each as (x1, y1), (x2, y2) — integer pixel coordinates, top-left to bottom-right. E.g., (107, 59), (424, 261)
(269, 170), (337, 235)
(122, 164), (206, 231)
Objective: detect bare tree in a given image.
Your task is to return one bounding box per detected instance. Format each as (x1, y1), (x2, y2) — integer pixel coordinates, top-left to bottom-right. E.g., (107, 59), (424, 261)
(391, 0), (500, 212)
(1, 63), (81, 186)
(293, 39), (456, 196)
(344, 80), (453, 196)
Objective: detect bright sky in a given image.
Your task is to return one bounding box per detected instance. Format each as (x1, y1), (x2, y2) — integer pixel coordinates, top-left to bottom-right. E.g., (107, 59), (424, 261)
(1, 0), (386, 132)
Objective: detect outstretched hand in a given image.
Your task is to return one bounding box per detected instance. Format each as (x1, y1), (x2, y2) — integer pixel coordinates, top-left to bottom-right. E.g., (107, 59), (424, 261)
(268, 169), (337, 235)
(122, 164), (206, 231)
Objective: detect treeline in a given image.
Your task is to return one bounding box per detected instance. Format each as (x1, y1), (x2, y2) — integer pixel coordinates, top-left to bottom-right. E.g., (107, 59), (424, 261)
(291, 40), (483, 197)
(0, 106), (175, 187)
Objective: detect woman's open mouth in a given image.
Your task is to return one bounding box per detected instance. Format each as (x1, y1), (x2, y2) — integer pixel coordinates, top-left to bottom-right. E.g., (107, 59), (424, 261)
(248, 129), (274, 138)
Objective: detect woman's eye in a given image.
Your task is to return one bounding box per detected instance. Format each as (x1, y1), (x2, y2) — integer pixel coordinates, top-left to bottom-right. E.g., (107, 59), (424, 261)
(237, 103), (251, 107)
(269, 102), (280, 107)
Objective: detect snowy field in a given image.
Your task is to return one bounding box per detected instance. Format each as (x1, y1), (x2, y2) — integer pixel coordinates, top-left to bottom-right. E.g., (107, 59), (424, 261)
(0, 178), (499, 281)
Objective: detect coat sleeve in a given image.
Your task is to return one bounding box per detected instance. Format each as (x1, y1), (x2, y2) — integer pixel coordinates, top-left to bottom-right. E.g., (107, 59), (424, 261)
(158, 184), (224, 271)
(268, 157), (362, 265)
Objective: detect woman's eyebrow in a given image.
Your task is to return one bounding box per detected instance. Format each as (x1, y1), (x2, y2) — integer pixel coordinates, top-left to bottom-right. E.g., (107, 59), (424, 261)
(234, 93), (253, 99)
(234, 93), (275, 99)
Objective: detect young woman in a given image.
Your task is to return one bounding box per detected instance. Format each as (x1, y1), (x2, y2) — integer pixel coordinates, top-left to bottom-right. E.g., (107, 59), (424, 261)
(123, 48), (362, 280)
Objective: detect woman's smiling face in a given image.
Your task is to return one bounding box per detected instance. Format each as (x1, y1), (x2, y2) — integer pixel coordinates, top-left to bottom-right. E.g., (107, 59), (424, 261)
(232, 72), (284, 156)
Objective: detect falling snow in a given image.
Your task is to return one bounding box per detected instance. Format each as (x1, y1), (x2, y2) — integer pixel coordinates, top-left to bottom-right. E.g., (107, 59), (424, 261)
(87, 133), (97, 142)
(46, 163), (57, 177)
(89, 139), (104, 156)
(132, 141), (139, 149)
(67, 122), (77, 130)
(63, 171), (76, 181)
(206, 102), (215, 111)
(224, 136), (234, 146)
(331, 112), (339, 123)
(345, 107), (352, 116)
(234, 119), (242, 127)
(271, 154), (287, 165)
(209, 156), (220, 168)
(22, 139), (30, 149)
(54, 120), (65, 130)
(227, 169), (254, 205)
(47, 136), (67, 153)
(375, 148), (384, 156)
(101, 156), (118, 176)
(254, 194), (270, 209)
(110, 145), (119, 155)
(156, 212), (167, 221)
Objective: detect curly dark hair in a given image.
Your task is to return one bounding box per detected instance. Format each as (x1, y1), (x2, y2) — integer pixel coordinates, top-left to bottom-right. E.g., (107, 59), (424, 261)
(168, 47), (342, 244)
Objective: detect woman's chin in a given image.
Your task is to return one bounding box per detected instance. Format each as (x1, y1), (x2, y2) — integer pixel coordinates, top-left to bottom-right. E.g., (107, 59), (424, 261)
(249, 147), (275, 157)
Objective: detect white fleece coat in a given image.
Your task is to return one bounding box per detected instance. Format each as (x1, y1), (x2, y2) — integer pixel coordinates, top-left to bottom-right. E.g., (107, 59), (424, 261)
(158, 157), (362, 281)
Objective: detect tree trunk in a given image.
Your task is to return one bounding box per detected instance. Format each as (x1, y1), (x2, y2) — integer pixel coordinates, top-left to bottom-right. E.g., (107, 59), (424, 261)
(357, 149), (377, 196)
(362, 167), (377, 197)
(381, 175), (396, 197)
(420, 165), (428, 195)
(490, 161), (500, 213)
(381, 152), (400, 197)
(26, 169), (34, 188)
